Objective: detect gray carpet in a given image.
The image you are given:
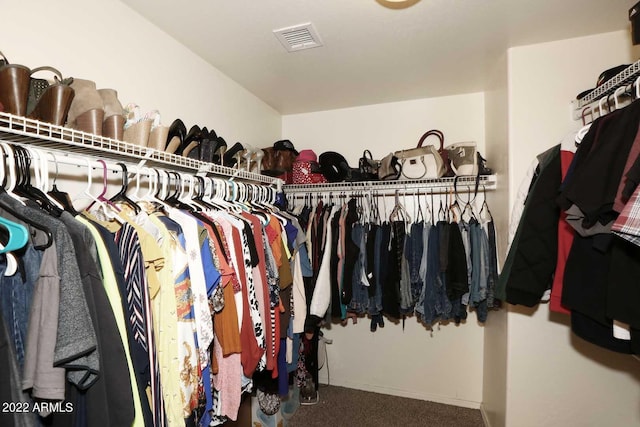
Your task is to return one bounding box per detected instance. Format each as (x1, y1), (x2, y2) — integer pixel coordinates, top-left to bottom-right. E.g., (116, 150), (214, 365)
(288, 385), (485, 427)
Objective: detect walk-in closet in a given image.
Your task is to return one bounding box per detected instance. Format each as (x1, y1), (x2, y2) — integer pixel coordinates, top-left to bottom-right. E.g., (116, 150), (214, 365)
(1, 1), (640, 427)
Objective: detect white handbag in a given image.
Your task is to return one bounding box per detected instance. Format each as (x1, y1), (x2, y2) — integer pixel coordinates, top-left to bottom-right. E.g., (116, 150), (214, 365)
(395, 130), (447, 180)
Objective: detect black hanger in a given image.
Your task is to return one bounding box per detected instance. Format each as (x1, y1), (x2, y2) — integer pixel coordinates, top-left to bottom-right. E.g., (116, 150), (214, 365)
(165, 172), (193, 211)
(11, 146), (63, 217)
(109, 163), (141, 214)
(47, 154), (80, 216)
(0, 188), (53, 250)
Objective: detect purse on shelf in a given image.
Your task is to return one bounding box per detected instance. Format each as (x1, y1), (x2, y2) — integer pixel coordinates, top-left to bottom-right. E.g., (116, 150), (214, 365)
(377, 152), (401, 180)
(358, 149), (380, 181)
(446, 141), (478, 176)
(394, 129), (447, 180)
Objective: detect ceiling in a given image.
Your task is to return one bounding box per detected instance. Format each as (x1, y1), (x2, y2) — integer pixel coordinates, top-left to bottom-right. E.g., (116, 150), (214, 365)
(120, 0), (632, 115)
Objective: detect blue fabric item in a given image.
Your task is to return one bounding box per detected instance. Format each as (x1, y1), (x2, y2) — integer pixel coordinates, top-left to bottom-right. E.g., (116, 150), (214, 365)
(0, 244), (42, 370)
(198, 224), (221, 295)
(407, 221), (424, 306)
(297, 244), (313, 278)
(368, 222), (389, 316)
(348, 224), (369, 314)
(278, 339), (289, 396)
(422, 224), (440, 324)
(287, 333), (301, 374)
(284, 221), (298, 254)
(469, 221), (489, 322)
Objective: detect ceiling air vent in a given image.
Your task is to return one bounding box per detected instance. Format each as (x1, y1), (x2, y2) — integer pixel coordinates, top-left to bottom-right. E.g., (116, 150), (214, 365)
(273, 22), (323, 52)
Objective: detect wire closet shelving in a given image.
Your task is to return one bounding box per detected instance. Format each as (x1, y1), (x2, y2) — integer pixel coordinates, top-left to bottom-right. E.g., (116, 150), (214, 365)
(0, 111), (282, 186)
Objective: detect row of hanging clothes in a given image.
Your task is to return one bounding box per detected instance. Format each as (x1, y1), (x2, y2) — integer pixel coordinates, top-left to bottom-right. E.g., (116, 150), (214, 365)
(0, 141), (310, 427)
(498, 75), (640, 354)
(285, 177), (501, 335)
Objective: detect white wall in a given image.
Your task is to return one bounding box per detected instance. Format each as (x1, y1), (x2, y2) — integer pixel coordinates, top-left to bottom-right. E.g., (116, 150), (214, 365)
(0, 0), (281, 152)
(505, 30), (640, 427)
(283, 94), (487, 407)
(481, 51), (509, 427)
(282, 93), (485, 166)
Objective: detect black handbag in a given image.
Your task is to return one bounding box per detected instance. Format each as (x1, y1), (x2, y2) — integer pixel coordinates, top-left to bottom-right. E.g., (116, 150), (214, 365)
(358, 150), (380, 181)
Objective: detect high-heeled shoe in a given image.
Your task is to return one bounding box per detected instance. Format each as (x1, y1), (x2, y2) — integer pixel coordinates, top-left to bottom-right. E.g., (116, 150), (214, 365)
(212, 135), (227, 165)
(180, 125), (202, 157)
(144, 110), (168, 151)
(27, 67), (75, 127)
(164, 118), (186, 154)
(122, 104), (152, 147)
(187, 126), (209, 161)
(0, 51), (31, 116)
(197, 129), (217, 163)
(66, 79), (104, 135)
(223, 142), (244, 168)
(98, 89), (125, 140)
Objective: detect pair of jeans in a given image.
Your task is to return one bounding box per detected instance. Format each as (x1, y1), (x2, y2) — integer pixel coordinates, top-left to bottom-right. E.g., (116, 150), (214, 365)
(348, 224), (369, 314)
(470, 221), (489, 322)
(369, 222), (390, 316)
(406, 221), (425, 308)
(0, 244), (43, 370)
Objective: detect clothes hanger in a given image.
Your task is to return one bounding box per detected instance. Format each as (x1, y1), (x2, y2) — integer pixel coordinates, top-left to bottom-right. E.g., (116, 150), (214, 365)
(479, 185), (493, 222)
(109, 162), (141, 214)
(613, 86), (628, 110)
(11, 146), (64, 217)
(74, 158), (119, 220)
(0, 145), (52, 251)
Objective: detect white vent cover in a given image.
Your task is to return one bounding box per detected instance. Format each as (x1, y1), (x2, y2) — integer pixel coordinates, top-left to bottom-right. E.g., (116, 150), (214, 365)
(273, 22), (323, 52)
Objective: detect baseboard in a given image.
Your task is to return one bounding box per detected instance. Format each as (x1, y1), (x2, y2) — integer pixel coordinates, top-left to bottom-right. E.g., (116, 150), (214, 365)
(480, 403), (491, 427)
(319, 379), (481, 410)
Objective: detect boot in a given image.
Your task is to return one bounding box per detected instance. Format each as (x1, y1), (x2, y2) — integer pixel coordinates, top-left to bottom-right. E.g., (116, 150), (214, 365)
(98, 88), (124, 140)
(0, 51), (30, 116)
(66, 79), (104, 135)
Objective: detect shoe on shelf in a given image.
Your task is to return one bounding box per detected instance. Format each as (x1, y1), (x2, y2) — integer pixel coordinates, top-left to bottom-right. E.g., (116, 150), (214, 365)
(122, 103), (152, 147)
(198, 128), (217, 163)
(28, 66), (75, 127)
(164, 118), (186, 154)
(223, 142), (244, 168)
(187, 126), (210, 161)
(66, 79), (105, 135)
(0, 51), (30, 116)
(180, 124), (202, 157)
(146, 110), (169, 151)
(212, 135), (227, 165)
(98, 88), (125, 140)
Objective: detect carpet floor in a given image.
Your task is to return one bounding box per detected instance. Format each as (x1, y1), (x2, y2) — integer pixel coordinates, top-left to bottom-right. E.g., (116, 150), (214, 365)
(288, 385), (485, 427)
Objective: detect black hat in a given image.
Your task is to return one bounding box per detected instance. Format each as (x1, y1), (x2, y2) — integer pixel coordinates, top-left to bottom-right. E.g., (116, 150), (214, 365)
(631, 1), (640, 45)
(576, 64), (631, 100)
(319, 151), (351, 182)
(273, 139), (298, 155)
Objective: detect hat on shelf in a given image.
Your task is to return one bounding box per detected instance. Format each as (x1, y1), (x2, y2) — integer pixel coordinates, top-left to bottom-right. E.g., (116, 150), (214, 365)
(631, 1), (640, 45)
(273, 139), (299, 155)
(576, 64), (631, 100)
(296, 149), (317, 162)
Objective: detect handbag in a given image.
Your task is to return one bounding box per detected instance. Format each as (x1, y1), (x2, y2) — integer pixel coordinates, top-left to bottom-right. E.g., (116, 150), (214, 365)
(377, 152), (401, 180)
(358, 149), (380, 181)
(394, 130), (447, 180)
(446, 141), (478, 176)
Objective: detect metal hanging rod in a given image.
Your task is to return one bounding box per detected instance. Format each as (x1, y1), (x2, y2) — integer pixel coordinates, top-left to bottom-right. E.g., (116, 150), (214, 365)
(284, 174), (496, 195)
(0, 112), (282, 187)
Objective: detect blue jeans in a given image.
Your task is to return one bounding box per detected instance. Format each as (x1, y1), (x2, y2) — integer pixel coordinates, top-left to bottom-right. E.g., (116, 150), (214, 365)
(0, 244), (43, 369)
(407, 222), (424, 305)
(470, 222), (489, 322)
(369, 223), (389, 315)
(348, 224), (369, 314)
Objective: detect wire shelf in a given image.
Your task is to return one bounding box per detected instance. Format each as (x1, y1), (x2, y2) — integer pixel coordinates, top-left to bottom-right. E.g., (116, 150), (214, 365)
(0, 112), (281, 186)
(573, 59), (640, 113)
(284, 174), (497, 195)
